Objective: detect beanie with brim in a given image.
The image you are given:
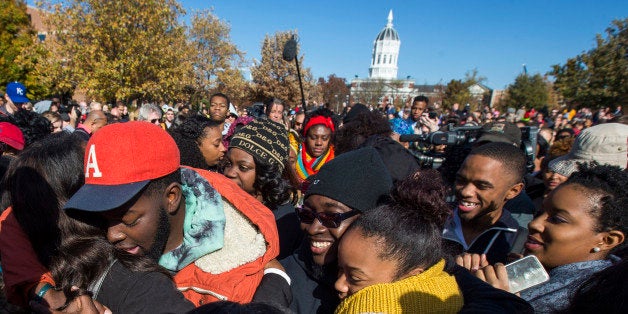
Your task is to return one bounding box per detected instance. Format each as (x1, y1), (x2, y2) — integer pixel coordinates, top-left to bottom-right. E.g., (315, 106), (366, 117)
(64, 122), (180, 212)
(304, 146), (392, 212)
(548, 123), (628, 177)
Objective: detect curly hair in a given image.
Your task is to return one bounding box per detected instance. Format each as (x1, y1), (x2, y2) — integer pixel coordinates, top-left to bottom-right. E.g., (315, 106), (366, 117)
(334, 110), (392, 155)
(170, 115), (220, 170)
(563, 163), (627, 246)
(1, 110), (51, 147)
(347, 169), (451, 279)
(251, 154), (295, 209)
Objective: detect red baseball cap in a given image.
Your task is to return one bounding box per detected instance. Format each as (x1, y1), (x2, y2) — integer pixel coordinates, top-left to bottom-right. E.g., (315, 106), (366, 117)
(0, 122), (25, 150)
(64, 121), (180, 212)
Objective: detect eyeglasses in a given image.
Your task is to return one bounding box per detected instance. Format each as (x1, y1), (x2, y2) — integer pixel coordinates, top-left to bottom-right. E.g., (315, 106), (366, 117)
(295, 206), (361, 228)
(150, 118), (160, 124)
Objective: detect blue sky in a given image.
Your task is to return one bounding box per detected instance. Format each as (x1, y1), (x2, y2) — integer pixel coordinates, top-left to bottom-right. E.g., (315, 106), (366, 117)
(179, 0), (626, 89)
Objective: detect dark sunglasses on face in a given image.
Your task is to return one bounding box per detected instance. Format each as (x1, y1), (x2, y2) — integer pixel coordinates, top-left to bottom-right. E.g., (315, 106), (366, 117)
(295, 205), (361, 228)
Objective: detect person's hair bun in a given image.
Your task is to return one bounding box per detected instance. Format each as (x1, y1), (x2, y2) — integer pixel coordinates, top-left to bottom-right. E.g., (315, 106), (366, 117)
(391, 169), (451, 227)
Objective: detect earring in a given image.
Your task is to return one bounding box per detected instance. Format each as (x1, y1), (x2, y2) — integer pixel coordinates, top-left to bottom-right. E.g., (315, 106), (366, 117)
(592, 247), (601, 253)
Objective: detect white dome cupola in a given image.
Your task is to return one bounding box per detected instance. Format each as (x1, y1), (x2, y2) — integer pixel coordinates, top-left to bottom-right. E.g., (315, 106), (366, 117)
(369, 10), (400, 80)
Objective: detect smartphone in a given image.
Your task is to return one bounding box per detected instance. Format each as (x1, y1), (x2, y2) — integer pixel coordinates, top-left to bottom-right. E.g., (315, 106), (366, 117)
(505, 255), (549, 294)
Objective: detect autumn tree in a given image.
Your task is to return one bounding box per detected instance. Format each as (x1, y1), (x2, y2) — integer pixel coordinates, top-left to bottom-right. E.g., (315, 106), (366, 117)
(250, 30), (314, 108)
(317, 74), (349, 112)
(442, 69), (487, 110)
(351, 79), (387, 106)
(503, 73), (549, 109)
(40, 0), (192, 103)
(186, 9), (248, 107)
(550, 18), (628, 108)
(0, 0), (50, 98)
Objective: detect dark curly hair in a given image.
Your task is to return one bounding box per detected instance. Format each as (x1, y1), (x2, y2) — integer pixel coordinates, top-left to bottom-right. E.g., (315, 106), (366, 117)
(346, 169), (451, 279)
(170, 115), (221, 170)
(563, 163), (627, 251)
(334, 109), (392, 155)
(1, 109), (51, 147)
(250, 154), (295, 209)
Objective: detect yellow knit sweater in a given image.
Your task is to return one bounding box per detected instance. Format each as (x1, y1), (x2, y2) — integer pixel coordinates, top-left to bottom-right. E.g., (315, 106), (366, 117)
(334, 259), (463, 314)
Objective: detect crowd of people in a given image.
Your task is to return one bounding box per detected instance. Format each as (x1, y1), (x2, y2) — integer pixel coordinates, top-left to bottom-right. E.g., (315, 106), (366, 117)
(0, 80), (626, 313)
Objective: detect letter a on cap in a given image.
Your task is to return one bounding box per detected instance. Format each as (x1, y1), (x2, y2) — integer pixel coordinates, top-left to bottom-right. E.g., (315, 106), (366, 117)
(85, 144), (103, 178)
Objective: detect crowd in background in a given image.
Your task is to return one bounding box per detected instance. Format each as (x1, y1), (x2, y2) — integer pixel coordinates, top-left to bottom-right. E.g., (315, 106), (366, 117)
(0, 80), (626, 313)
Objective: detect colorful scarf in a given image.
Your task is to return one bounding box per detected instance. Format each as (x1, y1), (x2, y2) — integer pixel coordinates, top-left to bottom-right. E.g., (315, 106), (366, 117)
(296, 143), (334, 180)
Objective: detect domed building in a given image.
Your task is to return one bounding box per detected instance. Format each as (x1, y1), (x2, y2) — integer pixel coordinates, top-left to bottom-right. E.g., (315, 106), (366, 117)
(369, 10), (400, 80)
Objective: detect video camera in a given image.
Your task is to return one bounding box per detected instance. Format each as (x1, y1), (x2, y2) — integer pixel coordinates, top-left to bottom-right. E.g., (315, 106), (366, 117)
(400, 124), (539, 173)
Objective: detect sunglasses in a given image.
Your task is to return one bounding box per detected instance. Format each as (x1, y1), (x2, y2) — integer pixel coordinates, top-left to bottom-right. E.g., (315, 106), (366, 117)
(295, 206), (361, 228)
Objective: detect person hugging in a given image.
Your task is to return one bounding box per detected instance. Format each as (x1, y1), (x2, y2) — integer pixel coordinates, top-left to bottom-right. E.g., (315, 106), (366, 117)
(334, 169), (463, 313)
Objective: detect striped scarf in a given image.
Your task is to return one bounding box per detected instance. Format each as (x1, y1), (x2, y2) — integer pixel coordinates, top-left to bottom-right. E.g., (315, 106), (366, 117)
(296, 144), (334, 180)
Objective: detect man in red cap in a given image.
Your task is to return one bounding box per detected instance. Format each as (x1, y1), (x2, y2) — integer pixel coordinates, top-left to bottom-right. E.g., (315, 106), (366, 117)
(63, 122), (287, 307)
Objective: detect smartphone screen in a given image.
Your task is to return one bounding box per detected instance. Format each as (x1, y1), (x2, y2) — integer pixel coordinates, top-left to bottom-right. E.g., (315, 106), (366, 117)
(505, 255), (549, 293)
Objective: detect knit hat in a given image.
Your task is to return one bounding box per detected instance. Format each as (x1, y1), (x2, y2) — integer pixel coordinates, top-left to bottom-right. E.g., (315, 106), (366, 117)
(477, 121), (522, 147)
(335, 259), (463, 314)
(0, 122), (25, 150)
(230, 119), (289, 172)
(5, 82), (29, 103)
(305, 146), (392, 212)
(64, 122), (180, 212)
(549, 123), (628, 177)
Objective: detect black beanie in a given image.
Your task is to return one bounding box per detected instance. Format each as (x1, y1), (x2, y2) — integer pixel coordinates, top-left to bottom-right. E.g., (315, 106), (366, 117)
(342, 103), (370, 124)
(305, 146), (392, 212)
(230, 119), (289, 171)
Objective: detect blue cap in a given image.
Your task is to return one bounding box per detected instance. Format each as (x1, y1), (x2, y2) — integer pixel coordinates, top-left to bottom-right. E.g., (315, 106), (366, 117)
(6, 82), (29, 103)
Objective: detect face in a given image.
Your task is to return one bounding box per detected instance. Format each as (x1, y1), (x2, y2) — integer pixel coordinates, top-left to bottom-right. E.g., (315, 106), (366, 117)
(147, 112), (161, 125)
(209, 96), (229, 123)
(197, 127), (226, 167)
(454, 155), (521, 223)
(102, 191), (172, 261)
(91, 114), (107, 133)
(411, 101), (427, 121)
(223, 148), (258, 197)
(51, 119), (63, 133)
(294, 113), (305, 132)
(525, 184), (607, 269)
(305, 125), (332, 157)
(543, 170), (568, 192)
(165, 110), (175, 122)
(300, 195), (360, 266)
(335, 228), (399, 299)
(268, 104), (284, 123)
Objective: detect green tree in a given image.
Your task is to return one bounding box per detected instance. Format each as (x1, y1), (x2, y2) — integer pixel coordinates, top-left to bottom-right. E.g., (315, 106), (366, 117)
(550, 18), (628, 108)
(0, 0), (49, 98)
(250, 31), (314, 107)
(442, 69), (487, 110)
(504, 73), (549, 109)
(187, 9), (248, 106)
(40, 0), (192, 103)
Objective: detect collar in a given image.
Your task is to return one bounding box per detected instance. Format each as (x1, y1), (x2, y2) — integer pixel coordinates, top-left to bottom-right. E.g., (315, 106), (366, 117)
(443, 208), (518, 250)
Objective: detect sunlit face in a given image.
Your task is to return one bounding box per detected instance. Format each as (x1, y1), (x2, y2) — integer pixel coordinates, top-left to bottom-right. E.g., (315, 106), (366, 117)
(305, 125), (332, 157)
(294, 113), (305, 132)
(165, 110), (175, 122)
(147, 112), (161, 125)
(91, 114), (108, 133)
(268, 104), (284, 123)
(209, 95), (229, 123)
(335, 228), (399, 299)
(223, 148), (258, 197)
(197, 127), (226, 167)
(102, 190), (174, 261)
(411, 101), (427, 121)
(525, 184), (610, 269)
(300, 195), (360, 266)
(454, 155), (521, 223)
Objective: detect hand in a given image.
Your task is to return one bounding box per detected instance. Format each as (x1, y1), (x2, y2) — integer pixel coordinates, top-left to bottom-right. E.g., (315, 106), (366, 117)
(419, 115), (439, 133)
(390, 132), (401, 142)
(455, 253), (488, 273)
(475, 263), (510, 292)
